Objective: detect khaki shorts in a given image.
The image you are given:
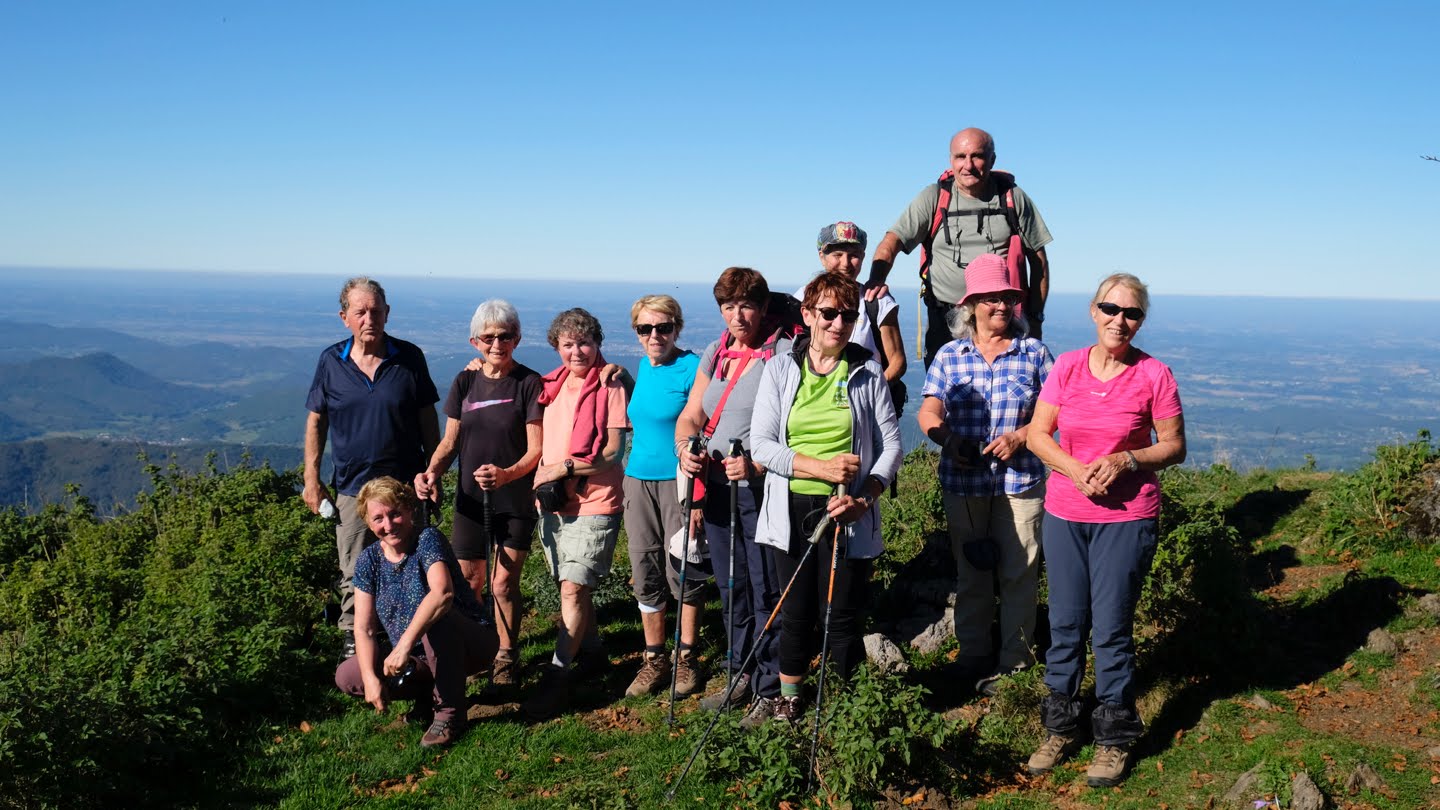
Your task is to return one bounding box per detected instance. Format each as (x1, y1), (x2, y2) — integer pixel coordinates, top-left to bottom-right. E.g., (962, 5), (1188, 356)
(540, 513), (619, 587)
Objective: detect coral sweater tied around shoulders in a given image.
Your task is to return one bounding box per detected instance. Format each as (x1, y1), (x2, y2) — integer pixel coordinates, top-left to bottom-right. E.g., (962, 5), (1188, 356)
(538, 353), (609, 463)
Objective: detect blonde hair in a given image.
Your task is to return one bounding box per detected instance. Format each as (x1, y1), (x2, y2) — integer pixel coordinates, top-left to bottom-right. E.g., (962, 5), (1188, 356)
(1092, 273), (1151, 315)
(630, 294), (685, 332)
(354, 476), (419, 521)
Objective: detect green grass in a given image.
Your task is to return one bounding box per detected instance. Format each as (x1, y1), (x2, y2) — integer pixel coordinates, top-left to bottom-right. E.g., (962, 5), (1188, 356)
(13, 443), (1440, 808)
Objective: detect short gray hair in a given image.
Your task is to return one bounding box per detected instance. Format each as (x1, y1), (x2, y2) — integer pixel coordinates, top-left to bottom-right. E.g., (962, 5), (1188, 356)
(469, 299), (521, 340)
(339, 276), (386, 312)
(946, 302), (1027, 341)
(547, 307), (604, 348)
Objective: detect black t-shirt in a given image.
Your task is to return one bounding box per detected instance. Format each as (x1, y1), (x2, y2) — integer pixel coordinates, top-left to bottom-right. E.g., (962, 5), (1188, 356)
(442, 364), (544, 516)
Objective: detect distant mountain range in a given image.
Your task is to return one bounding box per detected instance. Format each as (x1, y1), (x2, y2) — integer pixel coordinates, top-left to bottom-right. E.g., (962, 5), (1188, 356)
(0, 437), (301, 513)
(0, 321), (320, 510)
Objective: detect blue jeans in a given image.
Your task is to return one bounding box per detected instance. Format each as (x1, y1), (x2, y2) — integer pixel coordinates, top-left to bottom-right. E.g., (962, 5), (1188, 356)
(1040, 514), (1158, 746)
(704, 479), (781, 699)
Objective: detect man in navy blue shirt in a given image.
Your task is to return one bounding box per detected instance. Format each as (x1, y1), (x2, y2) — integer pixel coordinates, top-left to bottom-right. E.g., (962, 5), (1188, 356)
(304, 277), (441, 657)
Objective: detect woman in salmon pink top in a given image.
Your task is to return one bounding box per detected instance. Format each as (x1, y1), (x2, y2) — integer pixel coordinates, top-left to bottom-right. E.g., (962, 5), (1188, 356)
(1022, 273), (1186, 788)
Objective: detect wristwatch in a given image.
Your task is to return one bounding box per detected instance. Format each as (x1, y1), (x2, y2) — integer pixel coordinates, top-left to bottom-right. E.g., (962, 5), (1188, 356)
(563, 459), (575, 478)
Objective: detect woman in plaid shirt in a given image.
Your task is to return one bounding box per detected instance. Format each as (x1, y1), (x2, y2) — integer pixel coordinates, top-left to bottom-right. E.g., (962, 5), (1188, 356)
(917, 253), (1054, 697)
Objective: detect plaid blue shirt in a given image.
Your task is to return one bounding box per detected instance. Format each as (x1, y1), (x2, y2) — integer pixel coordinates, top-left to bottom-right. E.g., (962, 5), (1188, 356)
(921, 336), (1054, 495)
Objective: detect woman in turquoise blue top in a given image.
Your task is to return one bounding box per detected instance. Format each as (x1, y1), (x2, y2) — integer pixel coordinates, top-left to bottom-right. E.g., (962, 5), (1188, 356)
(621, 294), (707, 699)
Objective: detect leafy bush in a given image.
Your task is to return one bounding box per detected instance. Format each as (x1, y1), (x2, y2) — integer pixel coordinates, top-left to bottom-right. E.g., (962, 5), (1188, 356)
(0, 457), (334, 808)
(1321, 430), (1438, 553)
(1137, 468), (1256, 663)
(698, 667), (952, 803)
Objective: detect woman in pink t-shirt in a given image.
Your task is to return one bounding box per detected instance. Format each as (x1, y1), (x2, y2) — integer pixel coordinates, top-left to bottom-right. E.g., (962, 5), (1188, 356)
(1022, 273), (1186, 788)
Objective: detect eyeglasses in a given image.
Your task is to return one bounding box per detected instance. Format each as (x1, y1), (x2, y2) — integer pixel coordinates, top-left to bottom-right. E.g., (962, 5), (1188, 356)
(814, 307), (861, 324)
(1096, 301), (1146, 321)
(974, 293), (1022, 306)
(635, 322), (676, 336)
(476, 332), (517, 345)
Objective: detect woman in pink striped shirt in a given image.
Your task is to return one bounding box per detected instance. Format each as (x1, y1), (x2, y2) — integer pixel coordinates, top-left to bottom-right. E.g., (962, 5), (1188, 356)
(1021, 273), (1186, 788)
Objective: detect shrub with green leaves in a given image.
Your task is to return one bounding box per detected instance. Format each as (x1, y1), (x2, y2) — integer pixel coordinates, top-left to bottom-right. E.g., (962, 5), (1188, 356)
(0, 456), (334, 808)
(1321, 430), (1438, 553)
(1137, 468), (1256, 662)
(698, 667), (952, 803)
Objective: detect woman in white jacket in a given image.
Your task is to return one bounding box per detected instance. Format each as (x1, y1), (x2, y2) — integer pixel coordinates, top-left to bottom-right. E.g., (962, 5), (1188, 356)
(748, 271), (903, 723)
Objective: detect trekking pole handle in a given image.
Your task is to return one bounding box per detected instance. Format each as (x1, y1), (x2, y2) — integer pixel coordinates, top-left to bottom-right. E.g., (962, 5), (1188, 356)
(684, 434), (703, 457)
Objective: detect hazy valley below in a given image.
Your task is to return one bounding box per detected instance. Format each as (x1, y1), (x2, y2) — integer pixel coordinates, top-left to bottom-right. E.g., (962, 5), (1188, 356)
(3, 267), (1436, 513)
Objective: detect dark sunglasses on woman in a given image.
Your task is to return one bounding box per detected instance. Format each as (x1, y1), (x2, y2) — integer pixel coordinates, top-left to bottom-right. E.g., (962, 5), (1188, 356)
(1096, 301), (1145, 321)
(815, 307), (860, 324)
(635, 322), (676, 336)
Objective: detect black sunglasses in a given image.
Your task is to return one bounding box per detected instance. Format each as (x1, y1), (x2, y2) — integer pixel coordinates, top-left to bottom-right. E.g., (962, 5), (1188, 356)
(814, 307), (860, 324)
(476, 332), (517, 344)
(1096, 301), (1145, 321)
(635, 322), (676, 336)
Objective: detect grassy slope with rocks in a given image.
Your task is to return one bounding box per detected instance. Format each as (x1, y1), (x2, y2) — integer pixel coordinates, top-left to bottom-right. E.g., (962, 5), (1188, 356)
(3, 436), (1439, 808)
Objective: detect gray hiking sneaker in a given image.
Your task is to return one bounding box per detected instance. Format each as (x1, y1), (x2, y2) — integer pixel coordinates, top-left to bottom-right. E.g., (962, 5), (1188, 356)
(1025, 733), (1081, 775)
(625, 650), (669, 697)
(673, 649), (701, 696)
(700, 672), (751, 711)
(738, 696), (778, 730)
(1086, 745), (1131, 787)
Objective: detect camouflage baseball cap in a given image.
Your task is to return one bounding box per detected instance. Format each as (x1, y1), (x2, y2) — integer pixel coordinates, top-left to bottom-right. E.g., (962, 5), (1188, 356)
(817, 221), (867, 251)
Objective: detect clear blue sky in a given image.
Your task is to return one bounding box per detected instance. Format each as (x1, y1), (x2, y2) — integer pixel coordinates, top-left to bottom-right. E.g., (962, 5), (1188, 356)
(2, 1), (1436, 298)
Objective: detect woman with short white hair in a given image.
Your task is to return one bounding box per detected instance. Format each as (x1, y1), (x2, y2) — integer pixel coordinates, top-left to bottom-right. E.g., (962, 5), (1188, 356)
(415, 298), (542, 688)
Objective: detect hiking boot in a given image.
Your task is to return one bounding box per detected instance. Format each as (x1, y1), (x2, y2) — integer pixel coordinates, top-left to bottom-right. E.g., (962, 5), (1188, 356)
(673, 649), (701, 696)
(738, 696), (778, 730)
(575, 646), (611, 677)
(342, 629), (357, 660)
(1025, 733), (1081, 775)
(771, 695), (804, 725)
(699, 672), (752, 711)
(625, 651), (670, 697)
(1086, 745), (1131, 787)
(490, 649), (518, 688)
(521, 665), (572, 720)
(420, 717), (464, 747)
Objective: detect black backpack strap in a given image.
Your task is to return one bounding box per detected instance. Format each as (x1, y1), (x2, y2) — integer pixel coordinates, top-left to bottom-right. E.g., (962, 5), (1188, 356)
(864, 297), (887, 371)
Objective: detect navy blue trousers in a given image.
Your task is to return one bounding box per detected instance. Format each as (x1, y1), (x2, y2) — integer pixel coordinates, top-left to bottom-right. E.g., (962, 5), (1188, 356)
(1040, 513), (1158, 746)
(704, 479), (781, 699)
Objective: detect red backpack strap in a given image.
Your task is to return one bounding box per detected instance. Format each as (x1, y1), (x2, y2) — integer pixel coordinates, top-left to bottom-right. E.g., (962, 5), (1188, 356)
(702, 354), (752, 438)
(991, 171), (1029, 320)
(919, 169), (954, 305)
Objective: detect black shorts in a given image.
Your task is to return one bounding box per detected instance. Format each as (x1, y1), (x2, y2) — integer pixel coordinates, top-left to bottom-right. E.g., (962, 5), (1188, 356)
(451, 507), (537, 560)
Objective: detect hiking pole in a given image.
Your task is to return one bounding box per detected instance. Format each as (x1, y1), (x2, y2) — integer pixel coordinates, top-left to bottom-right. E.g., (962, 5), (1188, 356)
(669, 435), (703, 727)
(724, 438), (743, 692)
(667, 509), (832, 802)
(806, 510), (845, 795)
(482, 486), (516, 649)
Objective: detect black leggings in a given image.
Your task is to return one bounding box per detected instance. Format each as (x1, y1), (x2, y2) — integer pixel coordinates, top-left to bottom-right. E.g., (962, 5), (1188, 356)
(771, 492), (872, 681)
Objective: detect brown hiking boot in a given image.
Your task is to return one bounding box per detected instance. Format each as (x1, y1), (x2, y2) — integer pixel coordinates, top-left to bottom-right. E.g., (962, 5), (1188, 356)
(673, 649), (701, 696)
(771, 695), (803, 725)
(1025, 733), (1081, 775)
(1086, 745), (1131, 787)
(625, 650), (670, 697)
(490, 649), (518, 687)
(521, 664), (572, 720)
(738, 696), (778, 730)
(420, 717), (464, 747)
